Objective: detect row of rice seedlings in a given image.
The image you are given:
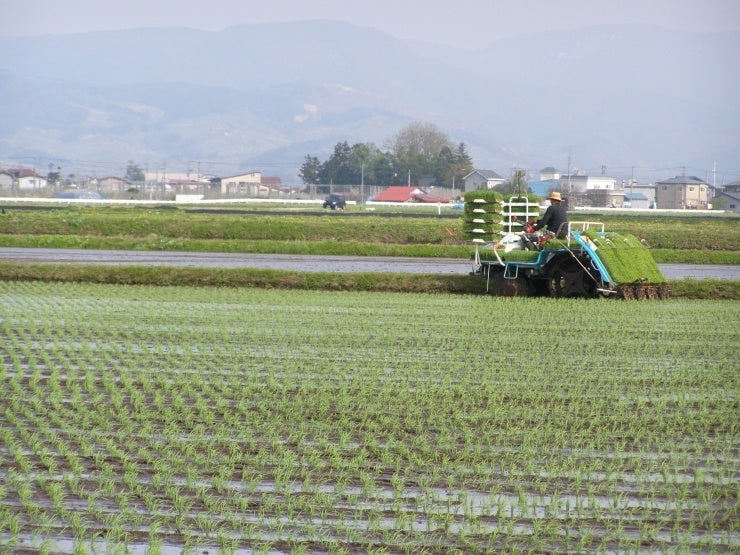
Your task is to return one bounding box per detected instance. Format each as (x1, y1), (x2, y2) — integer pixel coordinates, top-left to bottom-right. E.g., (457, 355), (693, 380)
(1, 281), (737, 552)
(4, 338), (736, 478)
(4, 390), (736, 528)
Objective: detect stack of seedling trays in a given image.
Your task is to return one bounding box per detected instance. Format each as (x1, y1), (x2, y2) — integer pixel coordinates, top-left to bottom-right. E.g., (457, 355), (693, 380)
(501, 194), (541, 233)
(462, 190), (503, 243)
(582, 231), (669, 298)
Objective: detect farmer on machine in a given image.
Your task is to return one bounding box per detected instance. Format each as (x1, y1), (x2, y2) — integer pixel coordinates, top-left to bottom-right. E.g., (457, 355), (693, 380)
(531, 191), (568, 238)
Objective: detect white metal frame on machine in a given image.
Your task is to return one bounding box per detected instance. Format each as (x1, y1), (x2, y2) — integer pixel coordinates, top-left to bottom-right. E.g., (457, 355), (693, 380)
(501, 195), (540, 234)
(472, 196), (540, 273)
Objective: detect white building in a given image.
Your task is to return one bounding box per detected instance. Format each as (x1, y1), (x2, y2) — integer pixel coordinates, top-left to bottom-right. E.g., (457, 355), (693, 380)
(539, 167), (561, 181)
(560, 174), (617, 194)
(218, 172), (263, 195)
(0, 169), (47, 191)
(559, 174), (620, 208)
(462, 169), (505, 191)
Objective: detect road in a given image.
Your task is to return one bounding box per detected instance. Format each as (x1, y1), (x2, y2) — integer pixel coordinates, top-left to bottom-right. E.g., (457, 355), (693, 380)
(0, 248), (738, 280)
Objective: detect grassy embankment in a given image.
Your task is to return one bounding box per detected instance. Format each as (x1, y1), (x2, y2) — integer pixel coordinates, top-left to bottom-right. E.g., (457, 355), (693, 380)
(0, 205), (738, 298)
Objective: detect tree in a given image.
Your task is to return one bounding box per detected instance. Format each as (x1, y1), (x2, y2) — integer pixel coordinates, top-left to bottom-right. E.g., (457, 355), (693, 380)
(299, 122), (475, 190)
(385, 122), (457, 185)
(319, 141), (357, 185)
(46, 165), (62, 187)
(496, 170), (532, 197)
(347, 142), (373, 184)
(299, 155), (322, 186)
(348, 142), (396, 186)
(433, 142), (473, 189)
(451, 142), (474, 187)
(125, 161), (145, 183)
(307, 142), (393, 189)
(369, 151), (396, 187)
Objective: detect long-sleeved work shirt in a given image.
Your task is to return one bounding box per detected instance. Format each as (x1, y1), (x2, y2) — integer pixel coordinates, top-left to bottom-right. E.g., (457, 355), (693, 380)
(533, 202), (568, 237)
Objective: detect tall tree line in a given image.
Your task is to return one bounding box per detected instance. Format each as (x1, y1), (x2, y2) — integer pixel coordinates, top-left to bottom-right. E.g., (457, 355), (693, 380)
(299, 122), (473, 189)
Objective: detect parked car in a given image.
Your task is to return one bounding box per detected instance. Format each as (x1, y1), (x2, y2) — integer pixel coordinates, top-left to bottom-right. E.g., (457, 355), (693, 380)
(322, 193), (346, 210)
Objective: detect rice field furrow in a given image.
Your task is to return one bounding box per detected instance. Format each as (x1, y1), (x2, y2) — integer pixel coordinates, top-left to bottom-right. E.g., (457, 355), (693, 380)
(0, 281), (737, 553)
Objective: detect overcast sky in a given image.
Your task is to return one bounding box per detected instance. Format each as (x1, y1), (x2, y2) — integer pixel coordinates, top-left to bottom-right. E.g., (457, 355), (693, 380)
(3, 0), (739, 48)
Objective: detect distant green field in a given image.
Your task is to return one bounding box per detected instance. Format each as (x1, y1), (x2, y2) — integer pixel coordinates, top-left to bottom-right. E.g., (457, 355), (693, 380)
(1, 281), (737, 553)
(1, 204), (738, 298)
(0, 205), (738, 259)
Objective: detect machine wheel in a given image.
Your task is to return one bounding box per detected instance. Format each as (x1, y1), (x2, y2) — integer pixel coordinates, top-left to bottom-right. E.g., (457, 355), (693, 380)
(547, 258), (599, 298)
(487, 266), (531, 297)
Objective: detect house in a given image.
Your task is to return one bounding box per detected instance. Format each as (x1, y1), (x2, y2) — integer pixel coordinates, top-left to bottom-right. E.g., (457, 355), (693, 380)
(559, 174), (617, 194)
(371, 186), (426, 202)
(655, 176), (709, 209)
(217, 172), (262, 195)
(260, 176), (283, 195)
(539, 167), (561, 181)
(98, 176), (132, 194)
(462, 170), (505, 191)
(723, 179), (740, 195)
(18, 169), (46, 189)
(623, 192), (650, 209)
(261, 176), (282, 189)
(0, 168), (47, 191)
(414, 193), (452, 203)
(144, 171), (205, 183)
(167, 178), (208, 193)
(585, 189), (626, 209)
(0, 171), (14, 191)
(143, 171), (211, 193)
(370, 185), (449, 203)
(712, 190), (740, 212)
(710, 180), (740, 212)
(558, 174), (618, 207)
(623, 183), (657, 209)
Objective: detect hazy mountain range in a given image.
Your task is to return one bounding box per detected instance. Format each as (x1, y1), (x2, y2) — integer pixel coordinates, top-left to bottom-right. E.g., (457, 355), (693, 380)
(0, 21), (737, 183)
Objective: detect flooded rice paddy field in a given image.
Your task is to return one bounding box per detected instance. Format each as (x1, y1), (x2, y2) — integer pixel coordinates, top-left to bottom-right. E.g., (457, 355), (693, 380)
(1, 282), (737, 553)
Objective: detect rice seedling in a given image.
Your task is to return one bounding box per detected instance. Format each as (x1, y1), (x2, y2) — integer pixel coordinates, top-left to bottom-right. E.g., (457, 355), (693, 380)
(0, 281), (737, 553)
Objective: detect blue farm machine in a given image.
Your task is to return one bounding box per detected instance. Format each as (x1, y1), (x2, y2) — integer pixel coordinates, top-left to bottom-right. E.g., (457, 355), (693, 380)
(463, 191), (669, 299)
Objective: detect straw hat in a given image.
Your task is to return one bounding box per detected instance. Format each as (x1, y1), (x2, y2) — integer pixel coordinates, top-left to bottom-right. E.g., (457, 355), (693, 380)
(548, 191), (562, 202)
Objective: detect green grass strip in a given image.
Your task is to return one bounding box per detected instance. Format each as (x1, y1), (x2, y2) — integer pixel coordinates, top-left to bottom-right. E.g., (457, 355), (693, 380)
(1, 262), (738, 298)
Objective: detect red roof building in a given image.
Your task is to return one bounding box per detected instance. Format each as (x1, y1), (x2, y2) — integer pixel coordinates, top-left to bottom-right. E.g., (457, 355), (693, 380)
(414, 193), (451, 203)
(371, 185), (451, 203)
(372, 186), (425, 202)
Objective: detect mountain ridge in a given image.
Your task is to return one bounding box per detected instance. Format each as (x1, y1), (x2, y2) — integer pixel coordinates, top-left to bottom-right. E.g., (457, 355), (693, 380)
(0, 21), (737, 182)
